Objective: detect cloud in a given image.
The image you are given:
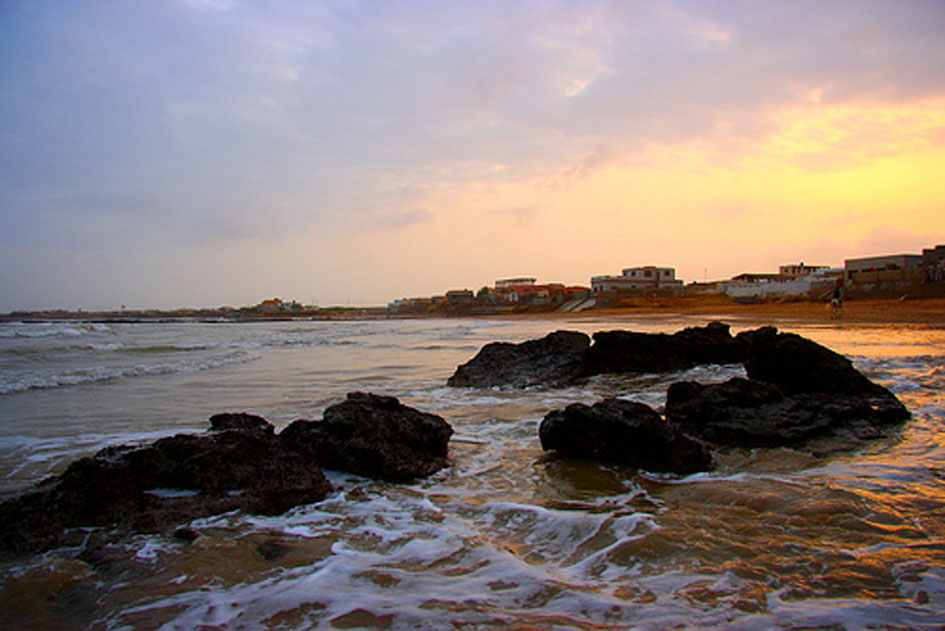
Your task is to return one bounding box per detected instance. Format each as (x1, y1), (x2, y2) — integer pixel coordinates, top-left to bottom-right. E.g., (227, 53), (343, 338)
(2, 1), (945, 309)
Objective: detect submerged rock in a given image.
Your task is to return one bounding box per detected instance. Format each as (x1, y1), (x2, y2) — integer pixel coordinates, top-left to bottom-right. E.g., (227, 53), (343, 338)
(447, 330), (591, 388)
(539, 398), (713, 474)
(280, 392), (453, 482)
(0, 418), (332, 557)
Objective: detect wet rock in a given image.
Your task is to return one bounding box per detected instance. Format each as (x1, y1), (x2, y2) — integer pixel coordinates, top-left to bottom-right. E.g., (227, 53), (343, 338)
(447, 330), (591, 388)
(583, 322), (745, 377)
(0, 417), (332, 557)
(740, 328), (891, 397)
(665, 377), (910, 448)
(539, 398), (713, 474)
(280, 392), (453, 482)
(209, 412), (275, 435)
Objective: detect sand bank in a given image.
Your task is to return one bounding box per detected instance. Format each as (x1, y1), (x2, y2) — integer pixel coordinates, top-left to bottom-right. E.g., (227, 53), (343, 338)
(542, 296), (945, 327)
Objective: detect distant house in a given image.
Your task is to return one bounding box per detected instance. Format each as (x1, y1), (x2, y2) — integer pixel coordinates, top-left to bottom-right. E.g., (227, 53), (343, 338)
(492, 277), (587, 304)
(922, 245), (945, 282)
(779, 263), (830, 278)
(591, 266), (682, 293)
(445, 289), (474, 304)
(495, 277), (537, 289)
(845, 253), (923, 278)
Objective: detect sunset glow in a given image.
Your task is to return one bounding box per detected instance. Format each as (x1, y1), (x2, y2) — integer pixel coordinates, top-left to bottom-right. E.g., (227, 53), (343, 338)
(1, 1), (943, 309)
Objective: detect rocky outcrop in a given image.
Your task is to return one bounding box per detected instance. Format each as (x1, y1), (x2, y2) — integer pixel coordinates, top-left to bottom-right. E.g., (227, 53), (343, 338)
(665, 377), (909, 447)
(739, 327), (893, 396)
(280, 392), (453, 482)
(447, 330), (591, 388)
(584, 321), (745, 377)
(536, 325), (911, 473)
(448, 323), (746, 389)
(0, 419), (332, 557)
(539, 398), (713, 474)
(0, 393), (455, 557)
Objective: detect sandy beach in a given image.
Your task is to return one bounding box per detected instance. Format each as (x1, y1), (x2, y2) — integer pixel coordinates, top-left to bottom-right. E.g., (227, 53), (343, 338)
(547, 296), (945, 326)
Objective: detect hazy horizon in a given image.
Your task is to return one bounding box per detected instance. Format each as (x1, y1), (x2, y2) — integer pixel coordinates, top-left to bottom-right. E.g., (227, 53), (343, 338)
(3, 1), (944, 312)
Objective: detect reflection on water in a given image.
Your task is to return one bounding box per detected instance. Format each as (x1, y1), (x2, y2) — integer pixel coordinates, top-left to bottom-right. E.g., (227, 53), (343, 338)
(1, 317), (944, 629)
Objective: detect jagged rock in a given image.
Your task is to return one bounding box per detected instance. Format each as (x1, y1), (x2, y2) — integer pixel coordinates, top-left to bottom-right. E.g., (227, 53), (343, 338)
(665, 377), (910, 447)
(0, 417), (331, 558)
(740, 327), (891, 396)
(280, 392), (453, 482)
(539, 398), (713, 474)
(583, 321), (745, 377)
(447, 330), (591, 388)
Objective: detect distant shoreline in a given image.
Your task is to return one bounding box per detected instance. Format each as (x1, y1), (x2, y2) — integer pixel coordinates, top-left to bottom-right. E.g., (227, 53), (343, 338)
(3, 296), (944, 327)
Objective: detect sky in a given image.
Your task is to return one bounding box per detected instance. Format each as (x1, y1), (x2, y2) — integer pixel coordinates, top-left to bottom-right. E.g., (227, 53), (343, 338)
(2, 0), (945, 311)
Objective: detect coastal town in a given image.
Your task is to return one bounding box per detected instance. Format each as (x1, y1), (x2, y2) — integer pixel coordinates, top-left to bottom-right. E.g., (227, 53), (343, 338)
(3, 244), (944, 322)
(388, 243), (945, 316)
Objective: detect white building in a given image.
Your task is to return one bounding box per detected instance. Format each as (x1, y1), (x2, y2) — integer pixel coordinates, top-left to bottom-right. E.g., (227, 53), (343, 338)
(495, 277), (536, 289)
(591, 266), (682, 292)
(779, 263), (830, 277)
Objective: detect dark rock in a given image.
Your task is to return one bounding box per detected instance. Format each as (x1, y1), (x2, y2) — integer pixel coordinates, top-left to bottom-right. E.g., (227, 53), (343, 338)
(0, 416), (332, 557)
(447, 330), (591, 388)
(583, 322), (745, 377)
(173, 527), (200, 543)
(666, 377), (910, 447)
(209, 412), (275, 435)
(740, 328), (891, 397)
(539, 398), (712, 474)
(280, 392), (453, 482)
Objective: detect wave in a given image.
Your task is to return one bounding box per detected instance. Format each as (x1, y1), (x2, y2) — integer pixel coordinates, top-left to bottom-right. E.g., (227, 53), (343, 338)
(0, 322), (113, 339)
(0, 350), (259, 395)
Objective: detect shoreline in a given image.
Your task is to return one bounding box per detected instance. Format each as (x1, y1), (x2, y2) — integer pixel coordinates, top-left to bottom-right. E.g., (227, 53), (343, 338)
(2, 297), (943, 328)
(513, 296), (945, 327)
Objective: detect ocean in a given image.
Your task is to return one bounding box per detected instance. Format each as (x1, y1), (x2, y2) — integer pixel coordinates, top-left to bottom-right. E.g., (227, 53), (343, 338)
(0, 315), (943, 630)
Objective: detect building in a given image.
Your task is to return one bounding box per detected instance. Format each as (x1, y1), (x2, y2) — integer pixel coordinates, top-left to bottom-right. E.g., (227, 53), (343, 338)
(779, 263), (830, 277)
(495, 277), (536, 289)
(845, 253), (923, 280)
(922, 245), (945, 282)
(591, 266), (682, 293)
(491, 278), (589, 305)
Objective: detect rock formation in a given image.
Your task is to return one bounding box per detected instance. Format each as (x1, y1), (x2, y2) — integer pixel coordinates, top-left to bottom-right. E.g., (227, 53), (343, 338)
(447, 330), (591, 388)
(532, 325), (910, 473)
(664, 377), (908, 447)
(448, 322), (747, 388)
(583, 321), (746, 376)
(539, 398), (712, 474)
(0, 393), (454, 557)
(280, 392), (453, 482)
(0, 419), (331, 557)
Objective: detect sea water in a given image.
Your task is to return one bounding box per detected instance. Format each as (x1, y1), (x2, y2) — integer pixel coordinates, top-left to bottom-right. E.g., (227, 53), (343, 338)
(0, 315), (943, 630)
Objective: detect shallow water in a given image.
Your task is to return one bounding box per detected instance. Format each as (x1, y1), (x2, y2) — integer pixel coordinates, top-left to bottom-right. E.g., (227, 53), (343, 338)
(0, 316), (943, 630)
